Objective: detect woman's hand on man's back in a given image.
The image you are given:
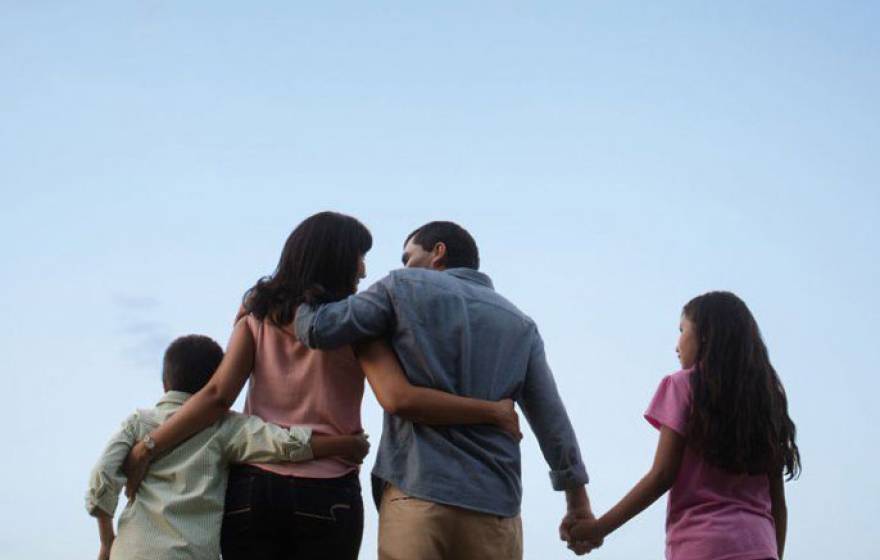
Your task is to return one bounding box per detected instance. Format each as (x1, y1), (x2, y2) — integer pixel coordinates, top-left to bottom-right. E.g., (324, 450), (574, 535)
(493, 399), (523, 441)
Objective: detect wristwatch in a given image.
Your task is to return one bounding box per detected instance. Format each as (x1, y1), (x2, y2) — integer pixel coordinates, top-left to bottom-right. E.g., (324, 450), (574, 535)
(142, 434), (157, 455)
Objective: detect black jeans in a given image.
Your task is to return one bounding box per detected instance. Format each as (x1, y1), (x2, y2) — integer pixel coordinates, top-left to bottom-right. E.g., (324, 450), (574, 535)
(221, 465), (364, 560)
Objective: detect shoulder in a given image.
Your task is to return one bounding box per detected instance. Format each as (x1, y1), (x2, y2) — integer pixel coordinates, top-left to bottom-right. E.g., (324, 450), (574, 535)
(123, 408), (160, 435)
(644, 368), (695, 434)
(654, 368), (695, 399)
(386, 267), (450, 286)
(667, 367), (694, 388)
(382, 268), (468, 299)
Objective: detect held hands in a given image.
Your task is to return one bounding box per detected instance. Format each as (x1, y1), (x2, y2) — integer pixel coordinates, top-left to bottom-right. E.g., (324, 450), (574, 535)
(560, 509), (604, 556)
(568, 518), (607, 556)
(494, 399), (523, 441)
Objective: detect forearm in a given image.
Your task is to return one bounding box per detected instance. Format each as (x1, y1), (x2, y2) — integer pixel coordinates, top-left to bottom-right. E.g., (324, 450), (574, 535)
(521, 333), (589, 489)
(96, 512), (114, 546)
(358, 339), (504, 427)
(310, 435), (358, 459)
(580, 426), (683, 539)
(770, 474), (787, 559)
(596, 471), (670, 536)
(381, 384), (501, 426)
(774, 506), (787, 559)
(295, 280), (393, 349)
(566, 485), (592, 513)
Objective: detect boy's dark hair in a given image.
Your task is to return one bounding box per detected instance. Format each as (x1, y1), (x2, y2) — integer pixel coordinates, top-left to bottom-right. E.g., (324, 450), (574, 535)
(244, 211), (373, 326)
(405, 221), (480, 270)
(162, 335), (224, 394)
(683, 291), (801, 480)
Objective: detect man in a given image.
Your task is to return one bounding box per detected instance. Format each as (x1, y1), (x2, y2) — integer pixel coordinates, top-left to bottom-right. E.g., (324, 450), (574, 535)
(295, 221), (598, 559)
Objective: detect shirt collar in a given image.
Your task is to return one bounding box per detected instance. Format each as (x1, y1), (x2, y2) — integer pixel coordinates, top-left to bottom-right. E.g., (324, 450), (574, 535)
(445, 268), (494, 289)
(156, 390), (193, 407)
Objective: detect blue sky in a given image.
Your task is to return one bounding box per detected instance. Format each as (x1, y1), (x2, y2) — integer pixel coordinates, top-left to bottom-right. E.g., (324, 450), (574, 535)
(1, 2), (878, 558)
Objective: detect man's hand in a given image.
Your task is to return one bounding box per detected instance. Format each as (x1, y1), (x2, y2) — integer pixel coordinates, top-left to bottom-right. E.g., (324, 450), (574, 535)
(560, 487), (603, 557)
(122, 441), (152, 499)
(493, 399), (523, 441)
(568, 517), (606, 555)
(560, 509), (603, 555)
(559, 508), (590, 544)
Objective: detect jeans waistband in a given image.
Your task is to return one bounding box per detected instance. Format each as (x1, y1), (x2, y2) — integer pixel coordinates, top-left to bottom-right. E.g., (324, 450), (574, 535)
(231, 464), (360, 488)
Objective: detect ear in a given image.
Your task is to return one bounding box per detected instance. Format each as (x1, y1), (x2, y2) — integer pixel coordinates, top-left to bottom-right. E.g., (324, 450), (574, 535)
(430, 242), (447, 270)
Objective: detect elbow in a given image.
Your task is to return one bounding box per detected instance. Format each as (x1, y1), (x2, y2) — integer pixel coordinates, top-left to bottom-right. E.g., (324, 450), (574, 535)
(381, 400), (400, 416)
(379, 389), (414, 418)
(203, 384), (235, 414)
(648, 466), (678, 492)
(380, 395), (402, 416)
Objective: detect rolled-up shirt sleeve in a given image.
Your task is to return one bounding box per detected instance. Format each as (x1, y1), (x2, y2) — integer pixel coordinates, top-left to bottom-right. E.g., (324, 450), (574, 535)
(295, 276), (396, 349)
(85, 414), (139, 517)
(518, 326), (589, 490)
(220, 413), (314, 464)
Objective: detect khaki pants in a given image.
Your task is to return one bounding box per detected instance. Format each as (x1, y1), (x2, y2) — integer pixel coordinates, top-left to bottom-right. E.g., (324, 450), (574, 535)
(378, 484), (523, 560)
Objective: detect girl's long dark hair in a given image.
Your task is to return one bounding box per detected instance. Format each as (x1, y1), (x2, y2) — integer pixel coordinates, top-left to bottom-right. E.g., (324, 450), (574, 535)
(244, 211), (372, 325)
(684, 291), (801, 480)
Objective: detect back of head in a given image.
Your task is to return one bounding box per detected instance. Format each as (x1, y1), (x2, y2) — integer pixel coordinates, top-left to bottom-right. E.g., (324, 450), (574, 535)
(405, 221), (480, 270)
(162, 335), (224, 394)
(245, 211), (373, 325)
(683, 291), (801, 479)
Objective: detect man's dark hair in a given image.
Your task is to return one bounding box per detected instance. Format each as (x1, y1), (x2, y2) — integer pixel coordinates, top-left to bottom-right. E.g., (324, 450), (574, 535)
(162, 335), (224, 394)
(405, 221), (480, 270)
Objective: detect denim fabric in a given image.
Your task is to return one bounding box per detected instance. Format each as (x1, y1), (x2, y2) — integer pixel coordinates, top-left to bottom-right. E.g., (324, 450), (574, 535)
(296, 267), (588, 517)
(221, 466), (364, 560)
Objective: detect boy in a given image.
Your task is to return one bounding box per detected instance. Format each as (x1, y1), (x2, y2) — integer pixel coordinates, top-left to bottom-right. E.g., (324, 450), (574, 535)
(85, 334), (369, 560)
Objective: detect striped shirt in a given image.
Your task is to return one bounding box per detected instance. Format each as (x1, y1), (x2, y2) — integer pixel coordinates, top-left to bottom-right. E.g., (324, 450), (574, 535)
(85, 391), (313, 560)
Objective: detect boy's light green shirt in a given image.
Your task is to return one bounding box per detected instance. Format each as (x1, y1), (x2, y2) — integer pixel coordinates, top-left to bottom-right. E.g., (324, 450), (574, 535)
(85, 391), (313, 560)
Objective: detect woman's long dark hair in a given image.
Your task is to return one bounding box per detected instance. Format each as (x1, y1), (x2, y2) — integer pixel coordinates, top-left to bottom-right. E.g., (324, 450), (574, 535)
(683, 291), (801, 480)
(244, 212), (372, 325)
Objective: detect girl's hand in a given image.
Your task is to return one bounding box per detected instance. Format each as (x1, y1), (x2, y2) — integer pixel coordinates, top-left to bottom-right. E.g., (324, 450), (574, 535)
(570, 517), (605, 542)
(493, 399), (523, 441)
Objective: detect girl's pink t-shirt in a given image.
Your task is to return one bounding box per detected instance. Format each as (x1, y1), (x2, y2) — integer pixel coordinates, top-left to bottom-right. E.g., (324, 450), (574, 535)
(242, 314), (365, 478)
(645, 369), (778, 560)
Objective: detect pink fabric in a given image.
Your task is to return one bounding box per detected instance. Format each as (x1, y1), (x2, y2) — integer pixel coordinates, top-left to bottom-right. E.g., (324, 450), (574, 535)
(645, 369), (778, 560)
(242, 314), (364, 478)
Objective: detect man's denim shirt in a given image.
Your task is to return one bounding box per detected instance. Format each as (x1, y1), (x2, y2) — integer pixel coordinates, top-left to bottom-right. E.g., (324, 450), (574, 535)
(295, 267), (588, 517)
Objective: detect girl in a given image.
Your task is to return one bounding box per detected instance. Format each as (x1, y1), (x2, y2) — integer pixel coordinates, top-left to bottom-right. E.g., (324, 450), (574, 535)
(571, 291), (800, 559)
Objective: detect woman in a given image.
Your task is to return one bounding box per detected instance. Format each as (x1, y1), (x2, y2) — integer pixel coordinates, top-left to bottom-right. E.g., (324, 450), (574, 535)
(123, 211), (518, 560)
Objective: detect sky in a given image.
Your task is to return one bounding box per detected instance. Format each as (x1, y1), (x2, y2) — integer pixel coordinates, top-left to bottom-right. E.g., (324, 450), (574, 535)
(1, 1), (878, 558)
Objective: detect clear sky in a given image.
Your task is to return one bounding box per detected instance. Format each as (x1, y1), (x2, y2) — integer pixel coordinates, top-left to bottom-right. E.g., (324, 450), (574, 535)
(2, 2), (878, 558)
